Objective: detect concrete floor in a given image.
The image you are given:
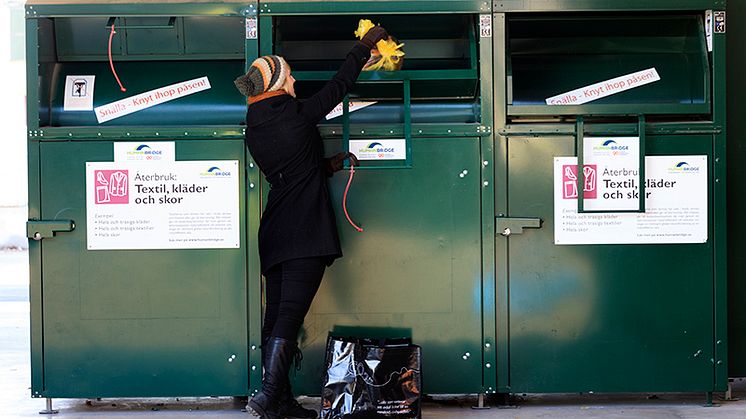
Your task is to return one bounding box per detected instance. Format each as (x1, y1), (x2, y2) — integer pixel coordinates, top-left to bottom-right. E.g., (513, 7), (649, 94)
(3, 249), (746, 418)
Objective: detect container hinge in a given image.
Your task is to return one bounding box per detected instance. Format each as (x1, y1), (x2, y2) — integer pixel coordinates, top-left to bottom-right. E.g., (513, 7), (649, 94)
(27, 220), (75, 241)
(496, 217), (542, 236)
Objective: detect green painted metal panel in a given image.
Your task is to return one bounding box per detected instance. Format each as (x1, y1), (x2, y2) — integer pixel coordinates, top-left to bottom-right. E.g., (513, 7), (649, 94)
(494, 0), (724, 12)
(260, 0), (490, 15)
(727, 0), (746, 378)
(500, 134), (718, 393)
(290, 137), (485, 395)
(36, 139), (249, 397)
(27, 3), (248, 18)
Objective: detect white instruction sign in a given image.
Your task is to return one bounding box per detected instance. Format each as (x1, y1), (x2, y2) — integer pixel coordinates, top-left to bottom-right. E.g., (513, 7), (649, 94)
(326, 101), (377, 120)
(114, 142), (175, 162)
(64, 75), (95, 111)
(86, 160), (240, 250)
(555, 155), (708, 245)
(349, 139), (406, 161)
(95, 76), (211, 123)
(581, 137), (640, 211)
(546, 68), (660, 106)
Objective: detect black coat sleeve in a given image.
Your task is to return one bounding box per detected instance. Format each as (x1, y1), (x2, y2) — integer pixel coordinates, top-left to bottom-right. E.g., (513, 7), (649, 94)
(298, 43), (371, 123)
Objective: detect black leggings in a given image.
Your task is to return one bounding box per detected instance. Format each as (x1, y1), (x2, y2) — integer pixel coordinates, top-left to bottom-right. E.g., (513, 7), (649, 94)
(262, 257), (326, 342)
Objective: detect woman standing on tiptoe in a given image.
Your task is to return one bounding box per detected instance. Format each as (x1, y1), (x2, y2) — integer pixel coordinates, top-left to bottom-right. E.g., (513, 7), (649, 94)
(234, 24), (388, 419)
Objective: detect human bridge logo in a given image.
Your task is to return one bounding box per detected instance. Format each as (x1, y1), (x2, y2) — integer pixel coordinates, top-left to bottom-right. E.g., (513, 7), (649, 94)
(127, 144), (164, 160)
(200, 166), (232, 178)
(668, 162), (700, 173)
(360, 142), (395, 155)
(593, 140), (630, 156)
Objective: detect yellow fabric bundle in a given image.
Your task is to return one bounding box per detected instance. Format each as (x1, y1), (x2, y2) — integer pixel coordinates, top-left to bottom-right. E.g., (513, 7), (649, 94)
(354, 19), (405, 71)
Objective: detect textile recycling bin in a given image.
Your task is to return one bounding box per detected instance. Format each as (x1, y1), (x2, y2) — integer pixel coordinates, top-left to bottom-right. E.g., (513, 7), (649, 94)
(25, 0), (729, 408)
(25, 0), (255, 401)
(492, 0), (726, 397)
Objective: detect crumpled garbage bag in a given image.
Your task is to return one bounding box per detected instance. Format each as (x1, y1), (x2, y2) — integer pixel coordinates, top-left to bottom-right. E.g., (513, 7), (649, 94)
(321, 336), (421, 418)
(355, 19), (405, 71)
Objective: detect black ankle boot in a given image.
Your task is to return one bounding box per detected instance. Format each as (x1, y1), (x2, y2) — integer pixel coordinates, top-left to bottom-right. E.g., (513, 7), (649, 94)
(279, 374), (318, 419)
(248, 337), (297, 419)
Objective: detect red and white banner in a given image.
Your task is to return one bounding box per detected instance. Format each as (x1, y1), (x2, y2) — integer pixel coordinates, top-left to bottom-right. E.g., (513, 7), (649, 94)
(95, 77), (211, 123)
(546, 68), (660, 106)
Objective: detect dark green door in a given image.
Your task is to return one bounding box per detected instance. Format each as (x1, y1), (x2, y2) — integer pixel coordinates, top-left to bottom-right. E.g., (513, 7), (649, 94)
(501, 134), (716, 392)
(38, 139), (248, 397)
(292, 137), (485, 395)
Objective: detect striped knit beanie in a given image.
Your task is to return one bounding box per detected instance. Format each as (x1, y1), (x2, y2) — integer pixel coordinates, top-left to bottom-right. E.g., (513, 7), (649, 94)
(234, 55), (290, 97)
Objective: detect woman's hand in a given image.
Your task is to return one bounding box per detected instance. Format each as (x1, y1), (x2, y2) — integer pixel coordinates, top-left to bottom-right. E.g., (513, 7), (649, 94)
(325, 152), (359, 175)
(359, 26), (389, 49)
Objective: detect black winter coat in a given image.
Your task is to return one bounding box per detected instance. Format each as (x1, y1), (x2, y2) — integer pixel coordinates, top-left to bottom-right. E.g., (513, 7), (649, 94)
(245, 43), (371, 274)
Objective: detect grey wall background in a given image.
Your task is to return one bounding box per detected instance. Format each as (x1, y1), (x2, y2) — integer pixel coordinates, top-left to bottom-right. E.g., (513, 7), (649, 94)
(0, 0), (29, 250)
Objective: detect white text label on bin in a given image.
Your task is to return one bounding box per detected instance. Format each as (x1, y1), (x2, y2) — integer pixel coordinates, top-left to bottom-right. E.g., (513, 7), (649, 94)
(545, 68), (660, 106)
(94, 76), (211, 123)
(554, 155), (708, 245)
(349, 139), (407, 161)
(325, 101), (377, 120)
(86, 160), (240, 250)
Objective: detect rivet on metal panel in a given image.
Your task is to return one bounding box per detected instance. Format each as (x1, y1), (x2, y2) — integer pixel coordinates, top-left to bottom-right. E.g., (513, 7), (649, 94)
(126, 133), (130, 136)
(717, 360), (723, 365)
(501, 228), (511, 237)
(716, 158), (720, 163)
(250, 183), (255, 189)
(418, 130), (423, 134)
(483, 161), (489, 166)
(459, 173), (465, 178)
(249, 163), (255, 168)
(483, 181), (489, 186)
(485, 342), (491, 348)
(717, 340), (722, 345)
(97, 133), (101, 136)
(463, 170), (468, 175)
(33, 232), (41, 241)
(251, 345), (257, 350)
(448, 130), (452, 133)
(332, 131), (336, 134)
(228, 357), (234, 363)
(716, 179), (720, 183)
(361, 130), (365, 134)
(184, 132), (188, 136)
(462, 355), (468, 360)
(390, 130), (394, 134)
(694, 349), (702, 357)
(68, 133), (72, 137)
(251, 365), (257, 371)
(711, 358), (715, 364)
(485, 363), (492, 368)
(213, 132), (217, 136)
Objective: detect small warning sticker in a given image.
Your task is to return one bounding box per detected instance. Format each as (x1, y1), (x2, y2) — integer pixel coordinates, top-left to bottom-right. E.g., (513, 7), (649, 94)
(246, 17), (258, 39)
(480, 15), (492, 38)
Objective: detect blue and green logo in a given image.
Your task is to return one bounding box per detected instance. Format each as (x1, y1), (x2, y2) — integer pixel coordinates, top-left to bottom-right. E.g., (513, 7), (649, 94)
(200, 166), (231, 177)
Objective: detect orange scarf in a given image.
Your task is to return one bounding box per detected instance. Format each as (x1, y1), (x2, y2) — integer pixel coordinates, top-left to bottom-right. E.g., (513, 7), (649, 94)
(248, 90), (288, 105)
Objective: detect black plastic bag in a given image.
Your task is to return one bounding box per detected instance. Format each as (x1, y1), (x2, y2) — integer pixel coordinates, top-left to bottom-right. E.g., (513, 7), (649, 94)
(321, 336), (422, 419)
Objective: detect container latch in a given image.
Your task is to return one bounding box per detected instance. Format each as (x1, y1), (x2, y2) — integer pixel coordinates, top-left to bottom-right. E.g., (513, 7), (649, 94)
(496, 217), (542, 236)
(26, 220), (75, 241)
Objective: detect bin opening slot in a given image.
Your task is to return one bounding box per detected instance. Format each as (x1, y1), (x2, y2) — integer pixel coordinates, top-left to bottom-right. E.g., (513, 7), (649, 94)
(507, 13), (710, 111)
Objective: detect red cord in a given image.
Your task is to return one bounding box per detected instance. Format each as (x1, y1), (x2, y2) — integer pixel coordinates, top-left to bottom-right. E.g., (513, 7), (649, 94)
(343, 165), (364, 232)
(108, 23), (127, 92)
